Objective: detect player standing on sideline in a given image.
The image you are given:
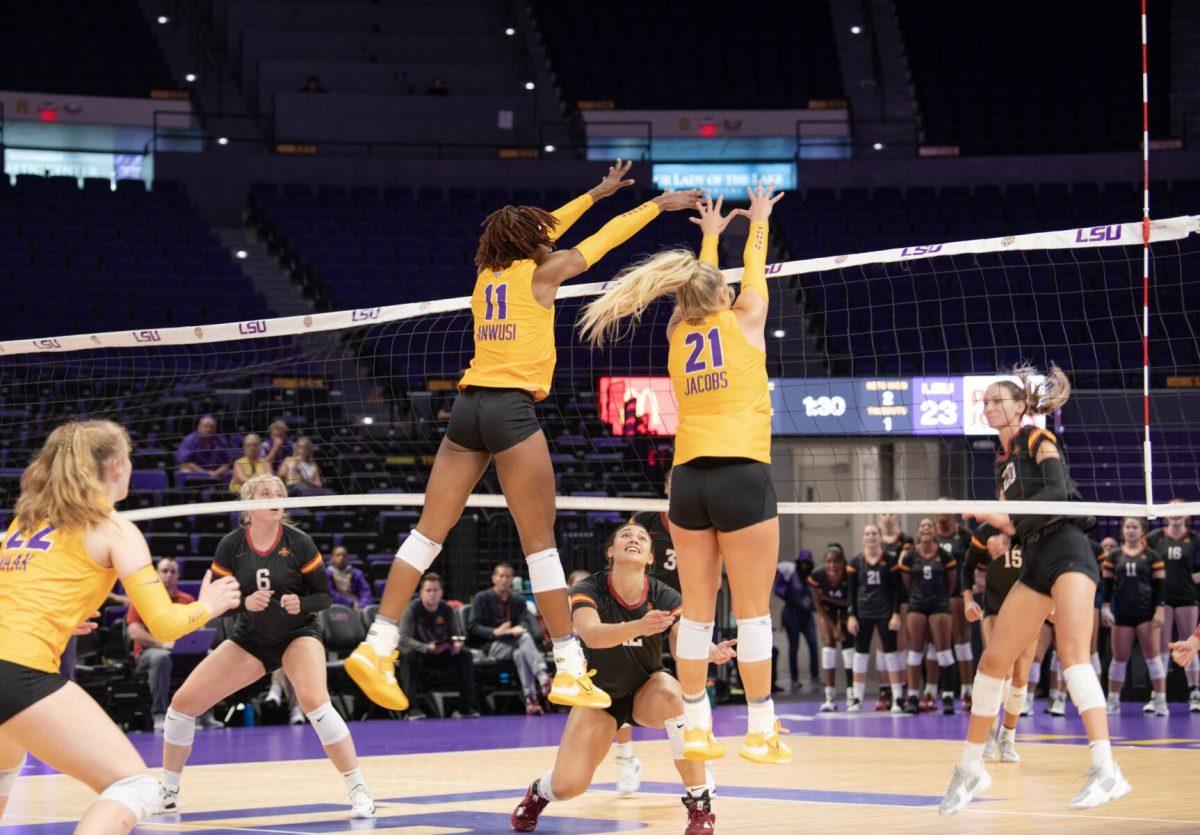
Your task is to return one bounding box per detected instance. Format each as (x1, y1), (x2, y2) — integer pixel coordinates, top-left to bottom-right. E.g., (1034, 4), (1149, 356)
(847, 524), (906, 713)
(1145, 500), (1200, 710)
(810, 548), (854, 711)
(935, 509), (975, 711)
(878, 513), (912, 710)
(578, 184), (792, 765)
(898, 519), (958, 715)
(0, 421), (240, 833)
(346, 160), (702, 713)
(940, 365), (1129, 815)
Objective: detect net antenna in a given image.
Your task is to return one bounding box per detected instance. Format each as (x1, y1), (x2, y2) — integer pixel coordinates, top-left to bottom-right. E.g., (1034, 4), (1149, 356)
(1140, 0), (1154, 517)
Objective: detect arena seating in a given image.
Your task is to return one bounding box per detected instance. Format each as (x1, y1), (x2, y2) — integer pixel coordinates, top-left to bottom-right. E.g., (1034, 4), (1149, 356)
(530, 0), (843, 108)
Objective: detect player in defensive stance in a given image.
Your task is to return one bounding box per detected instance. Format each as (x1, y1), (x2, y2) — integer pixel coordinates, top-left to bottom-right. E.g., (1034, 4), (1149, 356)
(0, 420), (240, 833)
(940, 366), (1129, 815)
(347, 159), (702, 713)
(1146, 500), (1200, 710)
(155, 475), (375, 819)
(510, 522), (735, 834)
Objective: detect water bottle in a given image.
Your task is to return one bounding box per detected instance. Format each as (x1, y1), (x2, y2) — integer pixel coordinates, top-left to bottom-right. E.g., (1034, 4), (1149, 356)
(242, 702), (255, 727)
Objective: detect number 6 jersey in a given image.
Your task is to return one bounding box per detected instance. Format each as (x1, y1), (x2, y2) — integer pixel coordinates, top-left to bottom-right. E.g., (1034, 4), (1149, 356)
(211, 524), (331, 642)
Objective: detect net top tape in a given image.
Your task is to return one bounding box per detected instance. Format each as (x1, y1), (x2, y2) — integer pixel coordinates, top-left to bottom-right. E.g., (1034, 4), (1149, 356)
(4, 215), (1197, 358)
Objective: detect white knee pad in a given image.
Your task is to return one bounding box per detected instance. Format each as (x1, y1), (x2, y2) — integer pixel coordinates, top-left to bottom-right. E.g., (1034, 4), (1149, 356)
(526, 548), (567, 593)
(99, 774), (159, 823)
(1004, 685), (1027, 716)
(0, 754), (24, 796)
(665, 715), (686, 759)
(875, 650), (887, 671)
(907, 650), (924, 667)
(954, 642), (973, 662)
(1064, 664), (1106, 713)
(969, 671), (1005, 718)
(1108, 659), (1128, 684)
(937, 649), (955, 668)
(841, 648), (855, 671)
(1145, 655), (1166, 680)
(926, 644), (937, 661)
(677, 618), (714, 661)
(397, 529), (442, 573)
(163, 707), (196, 747)
(853, 652), (871, 674)
(821, 647), (838, 670)
(735, 615), (773, 663)
(306, 701), (350, 746)
(886, 652), (905, 673)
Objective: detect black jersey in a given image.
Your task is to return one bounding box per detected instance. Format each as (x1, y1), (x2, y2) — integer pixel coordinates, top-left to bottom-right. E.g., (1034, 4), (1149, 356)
(934, 525), (971, 597)
(807, 566), (850, 619)
(631, 511), (678, 592)
(995, 425), (1086, 543)
(899, 547), (956, 609)
(569, 571), (681, 700)
(1104, 548), (1163, 615)
(211, 525), (332, 643)
(963, 527), (1024, 611)
(1146, 528), (1200, 604)
(847, 553), (899, 619)
(881, 532), (913, 564)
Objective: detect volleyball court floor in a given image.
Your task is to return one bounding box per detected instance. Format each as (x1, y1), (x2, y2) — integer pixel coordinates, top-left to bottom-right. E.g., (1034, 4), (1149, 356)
(3, 703), (1197, 834)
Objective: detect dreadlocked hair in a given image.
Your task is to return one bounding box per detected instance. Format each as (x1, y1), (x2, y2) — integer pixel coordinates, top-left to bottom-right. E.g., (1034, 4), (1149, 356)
(475, 205), (557, 272)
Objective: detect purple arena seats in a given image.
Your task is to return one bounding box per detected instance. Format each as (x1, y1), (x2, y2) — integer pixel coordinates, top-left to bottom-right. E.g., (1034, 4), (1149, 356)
(530, 0), (843, 109)
(897, 0), (1171, 155)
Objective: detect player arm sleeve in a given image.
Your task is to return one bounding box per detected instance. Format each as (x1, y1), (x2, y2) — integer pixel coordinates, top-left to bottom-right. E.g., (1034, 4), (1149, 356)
(1151, 561), (1166, 606)
(739, 219), (769, 298)
(888, 570), (901, 614)
(547, 193), (594, 241)
(699, 233), (719, 267)
(573, 201), (662, 268)
(298, 548), (332, 613)
(846, 564), (859, 617)
(1101, 568), (1114, 603)
(1014, 455), (1070, 541)
(962, 540), (985, 594)
(122, 565), (211, 642)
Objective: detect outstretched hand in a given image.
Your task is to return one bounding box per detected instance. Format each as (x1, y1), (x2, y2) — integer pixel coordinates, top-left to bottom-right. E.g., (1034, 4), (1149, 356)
(738, 181), (784, 222)
(591, 158), (636, 200)
(689, 194), (739, 236)
(653, 189), (706, 212)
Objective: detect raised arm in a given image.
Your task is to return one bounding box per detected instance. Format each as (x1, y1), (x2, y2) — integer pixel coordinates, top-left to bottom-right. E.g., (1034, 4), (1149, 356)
(731, 182), (784, 334)
(547, 159), (635, 241)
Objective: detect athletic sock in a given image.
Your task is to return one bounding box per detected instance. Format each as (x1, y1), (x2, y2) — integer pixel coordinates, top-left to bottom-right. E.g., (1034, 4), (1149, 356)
(961, 683), (972, 698)
(853, 682), (866, 702)
(824, 686), (836, 701)
(683, 691), (710, 731)
(1089, 739), (1113, 770)
(893, 683), (906, 700)
(746, 696), (776, 736)
(162, 769), (182, 791)
(686, 784), (708, 799)
(615, 742), (634, 759)
(551, 634), (584, 677)
(959, 741), (985, 777)
(342, 768), (364, 792)
(366, 615), (399, 656)
(924, 683), (937, 697)
(535, 768), (558, 802)
(998, 726), (1015, 745)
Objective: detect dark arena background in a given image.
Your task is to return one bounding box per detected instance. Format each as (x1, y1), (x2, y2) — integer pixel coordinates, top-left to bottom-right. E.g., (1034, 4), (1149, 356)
(0, 0), (1198, 832)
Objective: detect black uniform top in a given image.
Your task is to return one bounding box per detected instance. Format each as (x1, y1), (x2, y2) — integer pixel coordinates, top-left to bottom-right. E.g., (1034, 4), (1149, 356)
(211, 524), (331, 643)
(1103, 547), (1163, 615)
(807, 565), (850, 620)
(1146, 528), (1200, 604)
(569, 571), (682, 700)
(882, 532), (913, 603)
(898, 546), (956, 609)
(934, 525), (972, 598)
(847, 552), (900, 619)
(962, 526), (1024, 609)
(995, 425), (1086, 543)
(631, 511), (678, 592)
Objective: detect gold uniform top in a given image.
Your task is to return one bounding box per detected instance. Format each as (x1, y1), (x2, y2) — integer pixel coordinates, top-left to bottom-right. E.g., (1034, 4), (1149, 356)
(457, 258), (556, 401)
(0, 520), (116, 673)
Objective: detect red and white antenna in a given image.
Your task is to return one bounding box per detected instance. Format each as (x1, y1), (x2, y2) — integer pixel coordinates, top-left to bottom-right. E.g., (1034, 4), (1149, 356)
(1140, 0), (1153, 515)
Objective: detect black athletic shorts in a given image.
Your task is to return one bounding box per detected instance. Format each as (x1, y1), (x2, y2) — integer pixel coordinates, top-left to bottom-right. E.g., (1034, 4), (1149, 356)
(1017, 523), (1101, 597)
(908, 601), (950, 617)
(668, 458), (777, 533)
(604, 691), (644, 729)
(1113, 607), (1156, 629)
(446, 387), (541, 454)
(0, 658), (68, 725)
(853, 616), (897, 654)
(1165, 597), (1199, 609)
(229, 624), (323, 672)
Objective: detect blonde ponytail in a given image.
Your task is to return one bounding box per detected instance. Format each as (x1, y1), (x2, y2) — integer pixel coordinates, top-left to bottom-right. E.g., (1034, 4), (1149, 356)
(1012, 361), (1071, 415)
(15, 420), (130, 533)
(577, 249), (725, 348)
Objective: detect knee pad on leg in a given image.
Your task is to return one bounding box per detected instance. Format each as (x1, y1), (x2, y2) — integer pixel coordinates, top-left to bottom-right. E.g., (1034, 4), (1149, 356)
(1108, 659), (1128, 684)
(969, 671), (1005, 718)
(1145, 655), (1166, 680)
(937, 649), (955, 668)
(677, 618), (714, 661)
(907, 650), (924, 667)
(954, 642), (973, 663)
(841, 648), (855, 671)
(665, 715), (686, 760)
(526, 549), (566, 593)
(1004, 685), (1027, 716)
(163, 707), (196, 748)
(853, 653), (871, 675)
(0, 754), (25, 796)
(306, 701), (350, 746)
(821, 647), (838, 670)
(397, 530), (442, 573)
(98, 774), (159, 823)
(886, 652), (905, 673)
(1064, 664), (1106, 713)
(735, 615), (773, 663)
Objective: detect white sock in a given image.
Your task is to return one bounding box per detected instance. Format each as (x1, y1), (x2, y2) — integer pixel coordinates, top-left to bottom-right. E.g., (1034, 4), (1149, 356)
(1049, 688), (1061, 701)
(853, 681), (866, 702)
(961, 683), (972, 698)
(366, 618), (399, 656)
(536, 767), (558, 802)
(824, 686), (835, 700)
(683, 692), (710, 731)
(959, 741), (985, 777)
(1154, 691), (1167, 706)
(615, 742), (634, 759)
(1089, 739), (1113, 770)
(746, 698), (776, 736)
(552, 634), (584, 677)
(161, 769), (182, 791)
(342, 768), (364, 792)
(686, 784), (707, 799)
(924, 683), (937, 697)
(893, 682), (906, 700)
(998, 726), (1015, 745)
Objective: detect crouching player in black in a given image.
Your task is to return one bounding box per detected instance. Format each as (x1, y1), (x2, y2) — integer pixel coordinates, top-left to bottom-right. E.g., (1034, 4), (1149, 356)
(156, 475), (374, 818)
(511, 522), (736, 834)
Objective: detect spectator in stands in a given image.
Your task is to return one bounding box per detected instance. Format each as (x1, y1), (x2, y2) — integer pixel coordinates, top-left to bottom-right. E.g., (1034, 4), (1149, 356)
(425, 76), (449, 96)
(230, 433), (271, 493)
(278, 436), (329, 496)
(328, 546), (372, 610)
(260, 420), (292, 467)
(126, 558), (218, 731)
(399, 573), (478, 719)
(299, 75), (326, 93)
(775, 548), (820, 692)
(176, 415), (233, 478)
(468, 562), (551, 715)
